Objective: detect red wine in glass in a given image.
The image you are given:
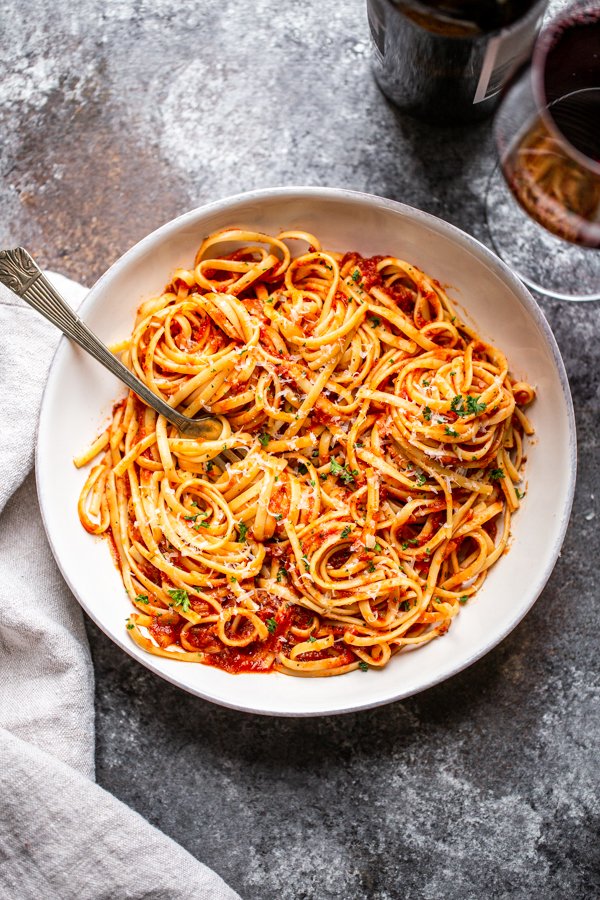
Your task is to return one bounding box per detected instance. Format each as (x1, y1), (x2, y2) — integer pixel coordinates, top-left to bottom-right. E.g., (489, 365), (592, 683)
(487, 3), (600, 299)
(502, 86), (600, 247)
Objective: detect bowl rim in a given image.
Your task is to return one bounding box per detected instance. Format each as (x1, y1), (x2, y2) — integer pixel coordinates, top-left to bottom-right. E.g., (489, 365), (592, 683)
(35, 185), (577, 716)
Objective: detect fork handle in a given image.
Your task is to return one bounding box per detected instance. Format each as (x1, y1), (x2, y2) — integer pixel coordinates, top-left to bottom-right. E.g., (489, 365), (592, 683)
(0, 247), (200, 435)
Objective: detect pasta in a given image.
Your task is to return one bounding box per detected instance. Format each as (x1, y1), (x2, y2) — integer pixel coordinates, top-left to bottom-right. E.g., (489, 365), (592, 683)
(76, 227), (535, 677)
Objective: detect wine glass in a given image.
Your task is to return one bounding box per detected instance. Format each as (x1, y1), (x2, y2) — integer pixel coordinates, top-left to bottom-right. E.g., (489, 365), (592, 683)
(485, 2), (600, 301)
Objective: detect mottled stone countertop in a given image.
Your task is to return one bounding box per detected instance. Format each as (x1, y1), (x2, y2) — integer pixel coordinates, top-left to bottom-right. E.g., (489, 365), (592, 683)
(2, 1), (598, 898)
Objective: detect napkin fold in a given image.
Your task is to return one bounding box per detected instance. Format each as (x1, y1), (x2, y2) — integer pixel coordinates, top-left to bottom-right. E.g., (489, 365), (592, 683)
(0, 276), (240, 899)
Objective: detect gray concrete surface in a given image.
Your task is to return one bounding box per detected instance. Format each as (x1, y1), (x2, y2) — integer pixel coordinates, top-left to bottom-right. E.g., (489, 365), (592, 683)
(1, 1), (598, 898)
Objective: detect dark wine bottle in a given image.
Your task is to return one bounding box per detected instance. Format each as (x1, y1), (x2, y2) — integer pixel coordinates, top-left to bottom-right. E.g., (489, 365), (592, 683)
(367, 0), (549, 124)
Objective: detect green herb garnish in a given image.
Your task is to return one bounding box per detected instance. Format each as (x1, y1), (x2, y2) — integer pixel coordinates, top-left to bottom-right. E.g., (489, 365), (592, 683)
(330, 458), (358, 485)
(466, 395), (487, 415)
(167, 588), (190, 612)
(451, 394), (487, 417)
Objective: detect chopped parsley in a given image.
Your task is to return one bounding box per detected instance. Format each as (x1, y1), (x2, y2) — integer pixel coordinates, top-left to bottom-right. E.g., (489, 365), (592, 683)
(330, 458), (358, 485)
(134, 594), (149, 605)
(416, 473), (426, 487)
(266, 617), (277, 634)
(301, 554), (310, 571)
(459, 595), (469, 605)
(451, 394), (487, 417)
(374, 542), (382, 552)
(351, 269), (361, 283)
(450, 395), (465, 415)
(466, 395), (487, 415)
(167, 588), (190, 612)
(237, 522), (248, 542)
(515, 487), (525, 499)
(341, 525), (352, 539)
(445, 425), (459, 437)
(206, 460), (214, 472)
(259, 433), (271, 447)
(126, 622), (134, 630)
(489, 468), (505, 481)
(276, 566), (288, 583)
(367, 562), (376, 573)
(186, 512), (209, 530)
(399, 600), (411, 612)
(358, 661), (369, 672)
(423, 406), (432, 422)
(308, 635), (316, 643)
(370, 317), (381, 327)
(297, 462), (308, 475)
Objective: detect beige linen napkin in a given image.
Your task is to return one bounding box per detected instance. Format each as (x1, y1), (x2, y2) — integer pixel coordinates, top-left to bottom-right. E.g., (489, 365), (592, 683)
(0, 274), (240, 900)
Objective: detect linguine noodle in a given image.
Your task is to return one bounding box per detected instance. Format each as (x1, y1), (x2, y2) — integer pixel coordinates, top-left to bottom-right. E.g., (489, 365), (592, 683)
(76, 227), (535, 677)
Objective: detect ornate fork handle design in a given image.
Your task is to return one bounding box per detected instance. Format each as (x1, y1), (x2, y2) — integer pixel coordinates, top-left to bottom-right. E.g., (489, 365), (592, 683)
(0, 248), (221, 439)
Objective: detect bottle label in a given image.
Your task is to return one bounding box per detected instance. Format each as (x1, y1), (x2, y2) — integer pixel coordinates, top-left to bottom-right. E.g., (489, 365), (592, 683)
(474, 12), (544, 104)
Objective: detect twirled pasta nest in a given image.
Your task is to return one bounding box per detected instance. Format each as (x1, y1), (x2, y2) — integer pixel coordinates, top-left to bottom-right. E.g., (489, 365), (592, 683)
(77, 228), (534, 677)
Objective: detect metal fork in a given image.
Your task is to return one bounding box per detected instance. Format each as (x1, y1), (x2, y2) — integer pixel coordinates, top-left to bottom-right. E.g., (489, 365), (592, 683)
(0, 248), (222, 440)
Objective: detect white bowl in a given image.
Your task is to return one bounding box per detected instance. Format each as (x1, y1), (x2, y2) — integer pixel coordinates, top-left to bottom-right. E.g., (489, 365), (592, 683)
(36, 187), (576, 716)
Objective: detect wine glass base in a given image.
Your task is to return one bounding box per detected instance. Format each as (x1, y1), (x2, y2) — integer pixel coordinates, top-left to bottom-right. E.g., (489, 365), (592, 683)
(485, 166), (600, 302)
